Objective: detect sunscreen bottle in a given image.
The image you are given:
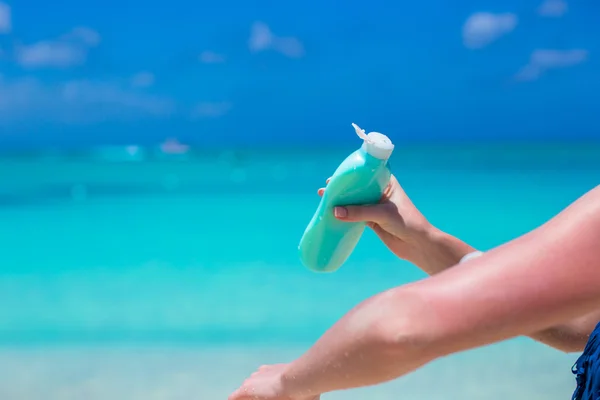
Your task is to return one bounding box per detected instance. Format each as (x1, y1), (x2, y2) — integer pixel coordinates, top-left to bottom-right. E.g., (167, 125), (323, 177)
(298, 123), (394, 272)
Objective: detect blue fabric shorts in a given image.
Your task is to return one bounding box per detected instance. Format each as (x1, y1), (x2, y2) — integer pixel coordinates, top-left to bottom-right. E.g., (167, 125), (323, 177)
(572, 322), (600, 400)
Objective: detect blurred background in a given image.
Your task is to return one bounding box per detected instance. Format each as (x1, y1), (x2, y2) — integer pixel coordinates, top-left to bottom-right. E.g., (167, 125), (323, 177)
(0, 0), (598, 399)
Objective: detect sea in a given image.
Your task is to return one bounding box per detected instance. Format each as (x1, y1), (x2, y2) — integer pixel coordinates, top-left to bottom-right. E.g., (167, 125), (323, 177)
(0, 142), (598, 400)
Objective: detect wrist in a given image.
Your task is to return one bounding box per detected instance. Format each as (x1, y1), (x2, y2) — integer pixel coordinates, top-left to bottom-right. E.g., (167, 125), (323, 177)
(280, 364), (319, 399)
(408, 225), (476, 275)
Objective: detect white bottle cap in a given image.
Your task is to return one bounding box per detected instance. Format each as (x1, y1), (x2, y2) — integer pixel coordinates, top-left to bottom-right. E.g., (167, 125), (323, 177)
(352, 123), (394, 160)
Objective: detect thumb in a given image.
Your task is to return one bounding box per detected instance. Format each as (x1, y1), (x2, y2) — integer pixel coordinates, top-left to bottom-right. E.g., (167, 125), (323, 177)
(334, 204), (388, 223)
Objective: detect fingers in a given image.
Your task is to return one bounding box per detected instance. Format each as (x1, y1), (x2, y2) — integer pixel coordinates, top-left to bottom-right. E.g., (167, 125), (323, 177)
(318, 176), (389, 223)
(370, 222), (397, 243)
(229, 383), (256, 400)
(318, 178), (331, 197)
(334, 204), (388, 223)
(228, 388), (248, 400)
(229, 364), (287, 400)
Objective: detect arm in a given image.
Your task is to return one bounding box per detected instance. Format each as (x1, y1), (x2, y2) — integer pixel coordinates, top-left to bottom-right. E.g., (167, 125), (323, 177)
(411, 219), (599, 353)
(281, 186), (600, 397)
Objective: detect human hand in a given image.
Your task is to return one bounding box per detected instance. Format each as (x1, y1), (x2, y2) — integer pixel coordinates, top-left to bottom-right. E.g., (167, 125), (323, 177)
(229, 364), (320, 400)
(318, 174), (432, 264)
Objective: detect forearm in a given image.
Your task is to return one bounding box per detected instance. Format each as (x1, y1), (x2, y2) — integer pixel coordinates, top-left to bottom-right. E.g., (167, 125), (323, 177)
(281, 286), (438, 397)
(408, 226), (476, 275)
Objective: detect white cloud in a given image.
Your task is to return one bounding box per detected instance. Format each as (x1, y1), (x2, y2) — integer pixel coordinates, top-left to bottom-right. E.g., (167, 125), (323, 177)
(515, 49), (588, 81)
(462, 12), (518, 49)
(62, 80), (172, 115)
(0, 77), (174, 124)
(0, 15), (175, 125)
(63, 26), (101, 47)
(16, 42), (87, 68)
(538, 0), (568, 17)
(249, 22), (272, 52)
(249, 22), (305, 58)
(131, 72), (155, 88)
(15, 27), (100, 68)
(0, 2), (10, 34)
(190, 101), (232, 119)
(272, 37), (304, 58)
(199, 51), (225, 64)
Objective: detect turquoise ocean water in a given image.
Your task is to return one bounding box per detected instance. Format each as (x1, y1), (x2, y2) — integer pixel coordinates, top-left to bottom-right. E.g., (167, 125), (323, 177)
(0, 143), (598, 399)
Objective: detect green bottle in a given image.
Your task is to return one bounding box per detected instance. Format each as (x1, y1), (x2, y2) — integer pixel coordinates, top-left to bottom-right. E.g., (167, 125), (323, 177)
(298, 123), (394, 272)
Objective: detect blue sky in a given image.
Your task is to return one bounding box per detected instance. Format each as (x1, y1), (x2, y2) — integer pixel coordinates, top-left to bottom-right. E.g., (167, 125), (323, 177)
(0, 0), (598, 147)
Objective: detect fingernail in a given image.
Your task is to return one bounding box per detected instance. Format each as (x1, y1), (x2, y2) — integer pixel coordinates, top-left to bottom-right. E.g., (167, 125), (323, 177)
(334, 207), (347, 218)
